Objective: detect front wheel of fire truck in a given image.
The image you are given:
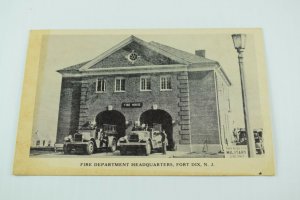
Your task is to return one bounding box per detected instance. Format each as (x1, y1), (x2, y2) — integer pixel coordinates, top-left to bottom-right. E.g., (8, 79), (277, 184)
(110, 139), (117, 152)
(85, 141), (95, 155)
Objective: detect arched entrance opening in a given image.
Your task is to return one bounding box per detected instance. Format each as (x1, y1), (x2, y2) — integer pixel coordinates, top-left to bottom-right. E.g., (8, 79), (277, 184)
(96, 110), (126, 138)
(140, 109), (174, 150)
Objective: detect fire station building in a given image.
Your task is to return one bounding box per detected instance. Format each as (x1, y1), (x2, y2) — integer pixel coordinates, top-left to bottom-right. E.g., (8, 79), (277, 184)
(56, 35), (231, 152)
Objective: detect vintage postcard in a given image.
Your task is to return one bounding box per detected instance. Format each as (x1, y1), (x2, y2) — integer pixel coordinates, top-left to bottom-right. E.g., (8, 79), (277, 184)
(13, 29), (275, 175)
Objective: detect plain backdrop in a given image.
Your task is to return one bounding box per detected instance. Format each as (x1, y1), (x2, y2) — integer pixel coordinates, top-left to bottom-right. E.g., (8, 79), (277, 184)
(0, 0), (299, 199)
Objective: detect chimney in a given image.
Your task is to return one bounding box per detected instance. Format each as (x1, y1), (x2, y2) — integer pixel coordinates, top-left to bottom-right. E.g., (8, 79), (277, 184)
(195, 50), (205, 57)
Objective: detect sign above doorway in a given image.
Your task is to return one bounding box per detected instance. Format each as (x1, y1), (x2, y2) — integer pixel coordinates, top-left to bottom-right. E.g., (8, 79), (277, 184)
(121, 102), (143, 108)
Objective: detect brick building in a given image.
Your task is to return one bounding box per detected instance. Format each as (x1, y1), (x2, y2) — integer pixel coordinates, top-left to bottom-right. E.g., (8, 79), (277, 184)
(56, 35), (231, 152)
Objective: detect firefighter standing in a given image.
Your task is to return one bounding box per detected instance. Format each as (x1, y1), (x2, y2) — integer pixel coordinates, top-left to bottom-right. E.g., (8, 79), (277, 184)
(100, 128), (109, 152)
(161, 130), (167, 155)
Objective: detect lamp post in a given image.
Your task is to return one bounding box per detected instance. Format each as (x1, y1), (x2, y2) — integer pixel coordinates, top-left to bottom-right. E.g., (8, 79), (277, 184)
(232, 34), (256, 158)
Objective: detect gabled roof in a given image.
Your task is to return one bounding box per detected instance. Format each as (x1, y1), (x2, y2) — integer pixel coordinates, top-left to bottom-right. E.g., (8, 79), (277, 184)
(57, 35), (218, 73)
(148, 41), (217, 65)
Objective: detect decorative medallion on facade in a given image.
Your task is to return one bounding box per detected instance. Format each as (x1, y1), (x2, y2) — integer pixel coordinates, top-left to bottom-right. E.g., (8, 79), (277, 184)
(126, 50), (139, 64)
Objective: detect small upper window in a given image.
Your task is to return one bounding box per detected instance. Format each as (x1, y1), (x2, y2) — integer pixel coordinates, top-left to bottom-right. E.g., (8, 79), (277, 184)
(115, 77), (125, 92)
(160, 76), (172, 91)
(140, 76), (151, 91)
(96, 79), (106, 93)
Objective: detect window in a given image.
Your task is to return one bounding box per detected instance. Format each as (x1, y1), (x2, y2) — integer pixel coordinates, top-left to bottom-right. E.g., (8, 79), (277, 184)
(115, 77), (125, 92)
(96, 79), (106, 93)
(160, 76), (172, 91)
(140, 76), (151, 91)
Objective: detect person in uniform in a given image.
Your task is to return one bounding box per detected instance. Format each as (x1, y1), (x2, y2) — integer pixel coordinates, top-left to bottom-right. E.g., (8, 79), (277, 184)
(99, 128), (108, 152)
(161, 130), (167, 155)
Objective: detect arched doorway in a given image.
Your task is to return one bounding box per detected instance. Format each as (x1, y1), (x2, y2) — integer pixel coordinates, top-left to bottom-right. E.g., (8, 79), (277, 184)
(140, 109), (174, 150)
(96, 110), (126, 138)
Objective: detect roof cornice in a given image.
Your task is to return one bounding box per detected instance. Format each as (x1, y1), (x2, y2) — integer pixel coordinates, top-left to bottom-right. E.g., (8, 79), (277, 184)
(59, 63), (227, 78)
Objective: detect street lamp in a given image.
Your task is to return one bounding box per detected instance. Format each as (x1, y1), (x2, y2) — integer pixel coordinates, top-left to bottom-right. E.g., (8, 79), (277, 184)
(232, 34), (256, 158)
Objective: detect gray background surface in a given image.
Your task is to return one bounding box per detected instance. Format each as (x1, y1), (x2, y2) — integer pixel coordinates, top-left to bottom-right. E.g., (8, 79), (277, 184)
(0, 0), (299, 199)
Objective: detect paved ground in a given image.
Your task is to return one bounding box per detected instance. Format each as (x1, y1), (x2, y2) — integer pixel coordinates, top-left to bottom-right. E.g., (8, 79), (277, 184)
(30, 149), (225, 158)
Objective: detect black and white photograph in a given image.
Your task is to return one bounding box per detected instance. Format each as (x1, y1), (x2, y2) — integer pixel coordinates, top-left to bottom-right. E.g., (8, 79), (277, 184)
(28, 32), (269, 159)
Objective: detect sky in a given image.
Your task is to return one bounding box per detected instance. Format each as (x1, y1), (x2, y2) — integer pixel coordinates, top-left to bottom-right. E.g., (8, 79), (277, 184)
(32, 31), (263, 143)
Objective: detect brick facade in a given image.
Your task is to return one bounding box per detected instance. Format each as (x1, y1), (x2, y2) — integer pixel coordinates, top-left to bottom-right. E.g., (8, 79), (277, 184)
(76, 72), (182, 145)
(56, 70), (227, 147)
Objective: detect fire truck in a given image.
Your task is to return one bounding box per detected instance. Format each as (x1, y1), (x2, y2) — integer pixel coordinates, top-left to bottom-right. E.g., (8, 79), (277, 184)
(63, 123), (118, 155)
(118, 123), (167, 156)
